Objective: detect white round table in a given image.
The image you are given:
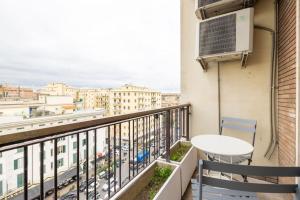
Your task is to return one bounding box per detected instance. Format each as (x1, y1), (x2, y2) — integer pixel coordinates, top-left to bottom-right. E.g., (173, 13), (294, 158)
(191, 134), (254, 157)
(191, 134), (254, 180)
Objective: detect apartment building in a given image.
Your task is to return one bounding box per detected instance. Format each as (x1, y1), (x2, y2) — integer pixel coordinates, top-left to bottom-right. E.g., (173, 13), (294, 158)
(109, 84), (161, 116)
(0, 84), (37, 100)
(0, 110), (106, 197)
(161, 93), (180, 107)
(78, 89), (110, 113)
(38, 83), (78, 100)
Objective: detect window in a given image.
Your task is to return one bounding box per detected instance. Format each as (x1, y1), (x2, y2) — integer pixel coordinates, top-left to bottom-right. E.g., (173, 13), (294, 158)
(73, 141), (77, 149)
(51, 162), (53, 170)
(82, 139), (86, 146)
(57, 145), (66, 154)
(0, 180), (2, 196)
(58, 158), (64, 168)
(14, 158), (23, 170)
(0, 152), (2, 158)
(17, 173), (24, 188)
(51, 149), (53, 156)
(0, 164), (2, 175)
(73, 153), (77, 164)
(16, 148), (23, 153)
(43, 165), (46, 174)
(84, 150), (87, 159)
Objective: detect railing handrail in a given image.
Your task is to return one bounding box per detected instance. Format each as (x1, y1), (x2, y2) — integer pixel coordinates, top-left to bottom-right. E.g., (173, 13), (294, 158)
(0, 103), (190, 149)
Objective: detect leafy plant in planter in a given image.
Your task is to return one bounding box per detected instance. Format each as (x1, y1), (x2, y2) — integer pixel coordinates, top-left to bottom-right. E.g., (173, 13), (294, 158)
(170, 143), (191, 162)
(136, 166), (173, 200)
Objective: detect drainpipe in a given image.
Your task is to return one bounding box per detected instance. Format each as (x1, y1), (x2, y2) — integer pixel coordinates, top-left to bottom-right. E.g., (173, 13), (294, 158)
(260, 0), (278, 159)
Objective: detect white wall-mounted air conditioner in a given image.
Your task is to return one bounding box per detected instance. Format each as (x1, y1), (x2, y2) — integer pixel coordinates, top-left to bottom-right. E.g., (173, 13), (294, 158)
(196, 8), (254, 71)
(195, 0), (256, 20)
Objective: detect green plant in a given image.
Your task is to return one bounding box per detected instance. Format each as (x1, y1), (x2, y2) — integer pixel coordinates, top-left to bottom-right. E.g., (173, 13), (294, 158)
(170, 143), (191, 162)
(148, 166), (172, 199)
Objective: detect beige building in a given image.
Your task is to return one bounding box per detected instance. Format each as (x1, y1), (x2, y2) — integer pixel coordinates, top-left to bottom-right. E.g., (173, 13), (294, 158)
(77, 89), (109, 113)
(161, 93), (180, 107)
(109, 84), (161, 116)
(38, 83), (78, 100)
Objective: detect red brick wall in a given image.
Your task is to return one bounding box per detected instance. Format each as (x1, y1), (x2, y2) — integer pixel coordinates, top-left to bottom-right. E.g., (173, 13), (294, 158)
(277, 0), (296, 179)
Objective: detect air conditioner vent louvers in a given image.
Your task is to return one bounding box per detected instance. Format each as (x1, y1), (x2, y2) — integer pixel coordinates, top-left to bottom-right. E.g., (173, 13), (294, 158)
(196, 0), (256, 20)
(198, 0), (222, 7)
(199, 14), (236, 56)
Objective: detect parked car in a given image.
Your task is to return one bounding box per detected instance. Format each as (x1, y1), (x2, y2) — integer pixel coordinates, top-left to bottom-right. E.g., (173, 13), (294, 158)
(121, 145), (129, 151)
(102, 178), (117, 191)
(99, 171), (106, 179)
(104, 170), (114, 180)
(59, 191), (77, 200)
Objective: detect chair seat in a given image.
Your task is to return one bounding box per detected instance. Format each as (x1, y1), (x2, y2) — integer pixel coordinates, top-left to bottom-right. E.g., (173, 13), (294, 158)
(191, 179), (258, 200)
(208, 154), (251, 164)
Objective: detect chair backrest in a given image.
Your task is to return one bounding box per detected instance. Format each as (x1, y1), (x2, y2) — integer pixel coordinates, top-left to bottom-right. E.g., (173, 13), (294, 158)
(198, 160), (300, 199)
(220, 117), (257, 146)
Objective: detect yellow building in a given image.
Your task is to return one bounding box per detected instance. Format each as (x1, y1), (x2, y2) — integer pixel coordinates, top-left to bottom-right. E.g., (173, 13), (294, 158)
(78, 89), (110, 114)
(38, 83), (78, 100)
(161, 93), (180, 107)
(109, 84), (161, 116)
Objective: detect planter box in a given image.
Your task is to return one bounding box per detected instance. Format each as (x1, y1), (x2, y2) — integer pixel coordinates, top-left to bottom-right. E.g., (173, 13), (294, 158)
(159, 140), (197, 196)
(112, 160), (181, 200)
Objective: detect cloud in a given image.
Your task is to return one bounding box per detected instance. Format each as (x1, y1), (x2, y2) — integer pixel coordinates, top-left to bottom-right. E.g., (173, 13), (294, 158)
(0, 0), (180, 92)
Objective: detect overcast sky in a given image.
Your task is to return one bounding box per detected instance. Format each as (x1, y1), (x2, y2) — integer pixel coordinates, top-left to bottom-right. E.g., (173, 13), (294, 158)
(0, 0), (180, 92)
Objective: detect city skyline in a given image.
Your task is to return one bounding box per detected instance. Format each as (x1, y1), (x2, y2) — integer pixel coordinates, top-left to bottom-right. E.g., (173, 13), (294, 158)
(0, 0), (180, 93)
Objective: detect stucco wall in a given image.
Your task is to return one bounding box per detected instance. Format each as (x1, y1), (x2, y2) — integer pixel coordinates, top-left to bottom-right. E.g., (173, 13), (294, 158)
(180, 0), (278, 166)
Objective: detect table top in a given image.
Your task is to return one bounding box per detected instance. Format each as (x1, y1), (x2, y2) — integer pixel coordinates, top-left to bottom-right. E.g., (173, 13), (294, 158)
(191, 134), (254, 156)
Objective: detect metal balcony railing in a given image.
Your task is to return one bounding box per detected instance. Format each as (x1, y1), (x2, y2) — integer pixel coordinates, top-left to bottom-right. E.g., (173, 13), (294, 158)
(0, 104), (190, 200)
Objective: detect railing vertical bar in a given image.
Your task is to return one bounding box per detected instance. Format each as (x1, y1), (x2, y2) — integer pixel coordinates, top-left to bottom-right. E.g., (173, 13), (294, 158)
(132, 120), (135, 177)
(76, 133), (80, 200)
(146, 116), (148, 164)
(108, 126), (111, 198)
(171, 110), (174, 145)
(128, 121), (131, 180)
(154, 115), (156, 159)
(158, 114), (161, 156)
(113, 124), (116, 193)
(54, 138), (58, 200)
(24, 146), (28, 200)
(148, 115), (151, 164)
(40, 142), (44, 200)
(119, 123), (122, 189)
(136, 119), (139, 174)
(86, 131), (89, 200)
(142, 117), (145, 168)
(182, 108), (186, 138)
(176, 109), (178, 140)
(94, 129), (97, 199)
(186, 106), (190, 140)
(165, 111), (170, 162)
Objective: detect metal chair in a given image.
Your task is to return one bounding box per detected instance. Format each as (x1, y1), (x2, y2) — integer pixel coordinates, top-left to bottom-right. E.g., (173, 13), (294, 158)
(191, 160), (300, 200)
(209, 117), (257, 165)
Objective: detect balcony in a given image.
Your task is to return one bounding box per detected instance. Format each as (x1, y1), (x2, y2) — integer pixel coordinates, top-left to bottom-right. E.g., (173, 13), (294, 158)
(0, 104), (190, 200)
